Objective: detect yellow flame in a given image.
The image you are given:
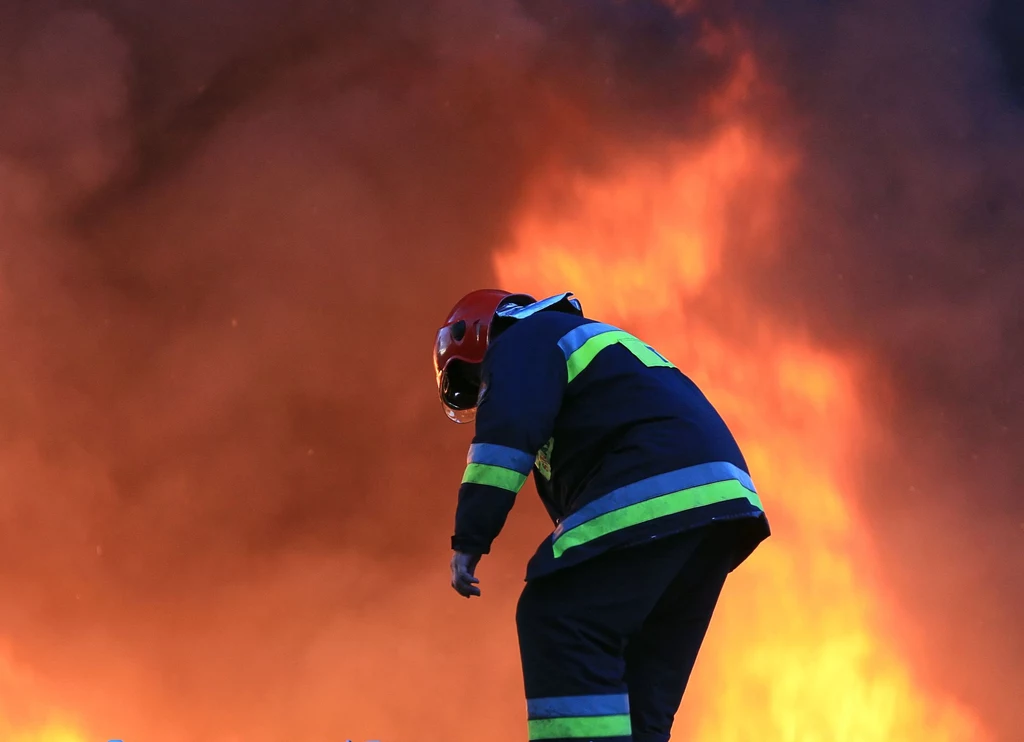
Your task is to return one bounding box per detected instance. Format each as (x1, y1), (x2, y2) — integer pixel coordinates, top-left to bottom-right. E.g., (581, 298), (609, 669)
(0, 646), (88, 742)
(3, 723), (87, 742)
(0, 26), (990, 742)
(494, 119), (987, 741)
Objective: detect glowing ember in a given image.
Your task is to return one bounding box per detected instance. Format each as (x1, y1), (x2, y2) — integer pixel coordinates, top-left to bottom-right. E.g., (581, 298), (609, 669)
(495, 113), (988, 741)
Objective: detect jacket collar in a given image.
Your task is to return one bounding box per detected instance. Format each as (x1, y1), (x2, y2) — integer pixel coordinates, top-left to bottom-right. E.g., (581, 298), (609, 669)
(495, 292), (583, 321)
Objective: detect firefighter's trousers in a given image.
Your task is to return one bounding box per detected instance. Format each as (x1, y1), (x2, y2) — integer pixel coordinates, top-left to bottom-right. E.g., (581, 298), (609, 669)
(515, 521), (745, 742)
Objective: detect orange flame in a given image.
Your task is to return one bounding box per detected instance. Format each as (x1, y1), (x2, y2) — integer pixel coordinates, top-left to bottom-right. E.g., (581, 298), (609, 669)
(3, 724), (85, 742)
(0, 647), (86, 742)
(0, 16), (996, 742)
(494, 82), (988, 742)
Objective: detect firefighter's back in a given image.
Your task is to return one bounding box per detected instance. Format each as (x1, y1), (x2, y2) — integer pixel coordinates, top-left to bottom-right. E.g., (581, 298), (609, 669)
(494, 311), (769, 580)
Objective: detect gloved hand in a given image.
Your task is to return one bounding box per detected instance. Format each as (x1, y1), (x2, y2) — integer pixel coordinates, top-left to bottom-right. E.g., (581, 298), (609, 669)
(450, 551), (482, 598)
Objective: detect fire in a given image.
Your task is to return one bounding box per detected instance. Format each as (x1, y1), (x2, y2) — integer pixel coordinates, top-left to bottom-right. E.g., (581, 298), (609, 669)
(0, 7), (1003, 739)
(3, 724), (85, 742)
(494, 99), (987, 742)
(0, 648), (87, 742)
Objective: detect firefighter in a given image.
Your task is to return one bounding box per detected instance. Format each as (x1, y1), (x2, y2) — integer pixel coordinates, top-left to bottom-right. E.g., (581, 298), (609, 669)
(433, 289), (770, 742)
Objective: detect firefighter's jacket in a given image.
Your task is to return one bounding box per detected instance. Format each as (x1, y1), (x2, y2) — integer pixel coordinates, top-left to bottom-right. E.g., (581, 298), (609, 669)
(451, 295), (770, 580)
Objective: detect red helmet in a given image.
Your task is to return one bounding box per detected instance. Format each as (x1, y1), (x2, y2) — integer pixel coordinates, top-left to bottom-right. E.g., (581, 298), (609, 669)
(434, 289), (533, 423)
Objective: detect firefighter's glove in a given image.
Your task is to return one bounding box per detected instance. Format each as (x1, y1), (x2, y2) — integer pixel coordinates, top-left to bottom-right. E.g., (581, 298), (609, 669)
(450, 551), (482, 598)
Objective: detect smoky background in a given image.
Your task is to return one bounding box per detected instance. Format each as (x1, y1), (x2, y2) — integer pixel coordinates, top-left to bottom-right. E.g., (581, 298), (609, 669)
(0, 0), (1019, 740)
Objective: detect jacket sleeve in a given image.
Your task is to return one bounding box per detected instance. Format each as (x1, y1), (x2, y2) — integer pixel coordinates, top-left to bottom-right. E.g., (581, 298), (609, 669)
(450, 323), (568, 554)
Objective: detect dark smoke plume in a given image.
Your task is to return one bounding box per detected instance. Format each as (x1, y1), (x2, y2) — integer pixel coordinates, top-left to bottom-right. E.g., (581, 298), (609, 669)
(0, 0), (1020, 740)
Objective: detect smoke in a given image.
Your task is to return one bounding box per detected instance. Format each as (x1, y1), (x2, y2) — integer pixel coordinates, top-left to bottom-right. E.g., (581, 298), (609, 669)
(0, 1), (746, 740)
(0, 0), (1020, 739)
(738, 0), (1024, 735)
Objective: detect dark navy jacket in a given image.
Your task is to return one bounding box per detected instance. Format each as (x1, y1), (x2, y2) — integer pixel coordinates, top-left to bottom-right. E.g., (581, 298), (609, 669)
(451, 300), (770, 581)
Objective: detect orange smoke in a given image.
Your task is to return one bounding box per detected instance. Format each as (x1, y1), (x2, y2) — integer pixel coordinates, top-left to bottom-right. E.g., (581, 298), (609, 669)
(495, 79), (988, 742)
(0, 646), (85, 742)
(0, 3), (1012, 740)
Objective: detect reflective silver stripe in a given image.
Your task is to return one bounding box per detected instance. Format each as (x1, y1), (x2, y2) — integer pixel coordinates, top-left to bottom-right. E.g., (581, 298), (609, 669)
(556, 322), (620, 358)
(527, 693), (630, 720)
(556, 322), (674, 383)
(554, 461), (758, 538)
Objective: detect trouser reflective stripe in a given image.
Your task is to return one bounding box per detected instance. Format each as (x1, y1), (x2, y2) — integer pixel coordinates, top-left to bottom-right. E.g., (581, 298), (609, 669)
(528, 715), (632, 740)
(518, 529), (744, 742)
(527, 693), (632, 740)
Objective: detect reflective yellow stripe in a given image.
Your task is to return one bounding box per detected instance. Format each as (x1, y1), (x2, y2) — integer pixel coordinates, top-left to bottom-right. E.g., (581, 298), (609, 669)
(528, 714), (632, 740)
(462, 463), (528, 493)
(619, 336), (674, 369)
(560, 324), (675, 383)
(553, 478), (760, 558)
(565, 330), (633, 383)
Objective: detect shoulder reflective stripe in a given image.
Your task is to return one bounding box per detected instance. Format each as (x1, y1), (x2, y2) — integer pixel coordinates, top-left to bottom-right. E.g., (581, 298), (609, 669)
(563, 329), (633, 382)
(642, 343), (671, 364)
(556, 322), (620, 357)
(462, 463), (528, 493)
(527, 694), (630, 719)
(467, 443), (535, 474)
(528, 715), (632, 740)
(619, 337), (675, 369)
(557, 322), (675, 381)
